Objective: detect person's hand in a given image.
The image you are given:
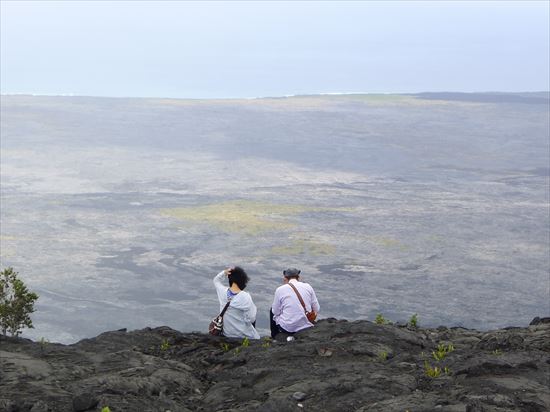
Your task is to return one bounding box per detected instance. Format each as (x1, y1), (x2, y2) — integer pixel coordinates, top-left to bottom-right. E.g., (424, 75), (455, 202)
(224, 267), (234, 276)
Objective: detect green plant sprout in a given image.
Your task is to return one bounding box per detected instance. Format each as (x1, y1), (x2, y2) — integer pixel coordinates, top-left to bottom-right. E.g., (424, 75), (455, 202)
(378, 350), (388, 361)
(432, 343), (454, 361)
(424, 361), (441, 378)
(492, 349), (503, 356)
(220, 342), (230, 352)
(408, 313), (418, 328)
(241, 337), (250, 347)
(160, 339), (170, 351)
(101, 407), (111, 412)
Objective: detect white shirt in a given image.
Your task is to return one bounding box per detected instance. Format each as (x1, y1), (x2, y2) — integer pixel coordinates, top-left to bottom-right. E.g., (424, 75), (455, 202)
(213, 271), (260, 339)
(271, 279), (320, 333)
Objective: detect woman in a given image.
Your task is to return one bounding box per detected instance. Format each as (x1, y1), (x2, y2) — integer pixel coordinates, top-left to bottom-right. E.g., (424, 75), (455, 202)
(213, 266), (260, 339)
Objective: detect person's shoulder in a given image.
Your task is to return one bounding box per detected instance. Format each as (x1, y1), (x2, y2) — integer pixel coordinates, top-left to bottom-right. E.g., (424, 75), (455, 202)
(238, 290), (254, 301)
(300, 281), (315, 290)
(275, 284), (290, 293)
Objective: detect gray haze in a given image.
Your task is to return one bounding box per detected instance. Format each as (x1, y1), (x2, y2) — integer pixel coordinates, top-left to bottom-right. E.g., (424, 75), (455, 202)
(1, 1), (549, 98)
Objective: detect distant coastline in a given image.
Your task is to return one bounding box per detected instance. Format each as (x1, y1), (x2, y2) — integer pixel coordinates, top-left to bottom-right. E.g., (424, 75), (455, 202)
(2, 90), (549, 100)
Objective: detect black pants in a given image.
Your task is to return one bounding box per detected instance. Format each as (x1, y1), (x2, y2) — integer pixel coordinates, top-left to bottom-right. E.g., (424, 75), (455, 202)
(269, 309), (292, 339)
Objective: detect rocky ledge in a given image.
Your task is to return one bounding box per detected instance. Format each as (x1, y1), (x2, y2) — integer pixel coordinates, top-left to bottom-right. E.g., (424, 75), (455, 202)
(1, 318), (549, 412)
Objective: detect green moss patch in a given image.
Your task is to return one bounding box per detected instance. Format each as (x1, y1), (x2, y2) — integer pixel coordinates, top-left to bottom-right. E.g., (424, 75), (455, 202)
(161, 200), (323, 235)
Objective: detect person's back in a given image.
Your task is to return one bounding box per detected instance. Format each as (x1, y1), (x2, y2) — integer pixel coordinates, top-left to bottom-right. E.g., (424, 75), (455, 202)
(270, 268), (320, 338)
(213, 267), (260, 340)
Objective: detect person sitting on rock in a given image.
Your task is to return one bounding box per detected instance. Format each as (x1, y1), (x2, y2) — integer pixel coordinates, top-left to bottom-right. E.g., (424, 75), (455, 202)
(213, 266), (260, 339)
(270, 268), (320, 339)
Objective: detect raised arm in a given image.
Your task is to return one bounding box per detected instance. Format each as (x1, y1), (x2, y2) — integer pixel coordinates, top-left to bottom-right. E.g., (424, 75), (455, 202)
(213, 270), (228, 303)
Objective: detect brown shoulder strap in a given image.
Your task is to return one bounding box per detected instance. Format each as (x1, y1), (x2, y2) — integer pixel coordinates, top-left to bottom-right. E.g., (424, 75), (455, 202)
(288, 282), (307, 312)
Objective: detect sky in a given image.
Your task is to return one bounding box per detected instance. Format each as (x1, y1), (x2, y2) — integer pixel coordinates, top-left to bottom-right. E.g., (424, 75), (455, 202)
(1, 1), (549, 98)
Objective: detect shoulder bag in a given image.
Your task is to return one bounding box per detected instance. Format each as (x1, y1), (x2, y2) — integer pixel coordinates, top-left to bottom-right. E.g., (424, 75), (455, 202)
(209, 300), (231, 336)
(288, 283), (317, 323)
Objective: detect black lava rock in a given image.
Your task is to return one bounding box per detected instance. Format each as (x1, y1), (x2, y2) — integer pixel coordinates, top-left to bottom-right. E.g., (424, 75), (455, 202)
(0, 319), (548, 411)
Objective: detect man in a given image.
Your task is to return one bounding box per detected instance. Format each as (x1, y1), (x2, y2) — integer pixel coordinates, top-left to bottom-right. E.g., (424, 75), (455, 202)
(270, 268), (320, 339)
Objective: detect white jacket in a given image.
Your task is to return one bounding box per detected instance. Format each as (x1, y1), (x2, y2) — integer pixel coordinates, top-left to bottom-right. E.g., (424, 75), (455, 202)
(213, 271), (260, 339)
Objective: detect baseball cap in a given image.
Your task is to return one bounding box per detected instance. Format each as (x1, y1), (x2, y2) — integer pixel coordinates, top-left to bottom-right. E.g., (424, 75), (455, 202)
(283, 268), (301, 277)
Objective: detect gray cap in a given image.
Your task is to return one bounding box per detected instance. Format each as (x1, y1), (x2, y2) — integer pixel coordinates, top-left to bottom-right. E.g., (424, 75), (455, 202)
(283, 268), (301, 277)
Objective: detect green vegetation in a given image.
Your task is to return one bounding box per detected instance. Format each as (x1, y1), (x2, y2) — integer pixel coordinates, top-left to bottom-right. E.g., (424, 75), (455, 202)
(408, 313), (418, 328)
(378, 350), (388, 361)
(425, 364), (451, 377)
(231, 337), (253, 355)
(160, 339), (170, 351)
(161, 200), (323, 235)
(432, 343), (454, 361)
(0, 267), (39, 337)
(218, 337), (254, 352)
(424, 361), (441, 378)
(161, 200), (350, 238)
(492, 349), (503, 356)
(261, 337), (271, 348)
(423, 342), (454, 378)
(101, 407), (112, 412)
(39, 337), (50, 355)
(375, 314), (391, 325)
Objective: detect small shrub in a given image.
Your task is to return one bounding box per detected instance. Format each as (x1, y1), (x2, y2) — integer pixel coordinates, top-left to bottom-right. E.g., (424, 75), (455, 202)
(160, 339), (170, 351)
(101, 407), (111, 412)
(378, 350), (388, 361)
(375, 314), (389, 325)
(261, 337), (271, 348)
(408, 313), (418, 328)
(39, 337), (49, 355)
(0, 267), (39, 337)
(424, 361), (441, 378)
(220, 342), (230, 352)
(232, 337), (250, 354)
(432, 343), (454, 361)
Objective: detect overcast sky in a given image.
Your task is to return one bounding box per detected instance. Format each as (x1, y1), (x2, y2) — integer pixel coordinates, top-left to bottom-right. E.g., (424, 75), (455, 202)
(1, 1), (549, 98)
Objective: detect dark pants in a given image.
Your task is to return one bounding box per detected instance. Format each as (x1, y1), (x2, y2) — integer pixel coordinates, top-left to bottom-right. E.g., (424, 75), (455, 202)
(269, 309), (292, 339)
